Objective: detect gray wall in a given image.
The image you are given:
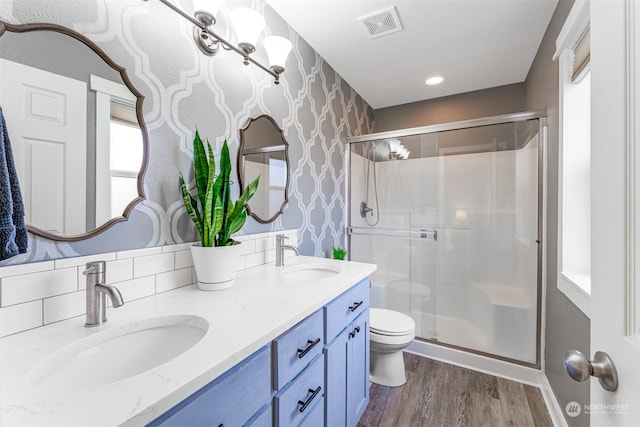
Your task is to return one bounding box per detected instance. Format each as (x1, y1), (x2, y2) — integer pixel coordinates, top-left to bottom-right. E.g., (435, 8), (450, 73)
(373, 83), (526, 132)
(0, 0), (373, 265)
(525, 1), (590, 426)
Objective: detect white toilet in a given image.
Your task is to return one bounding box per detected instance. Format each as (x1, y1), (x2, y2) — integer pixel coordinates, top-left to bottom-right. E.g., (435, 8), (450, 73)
(369, 307), (416, 387)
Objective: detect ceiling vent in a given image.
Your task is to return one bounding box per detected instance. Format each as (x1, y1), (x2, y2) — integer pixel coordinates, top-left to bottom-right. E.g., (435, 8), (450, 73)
(357, 6), (403, 39)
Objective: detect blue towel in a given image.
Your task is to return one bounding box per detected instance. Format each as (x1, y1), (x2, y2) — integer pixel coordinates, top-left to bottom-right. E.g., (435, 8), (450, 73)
(0, 107), (28, 260)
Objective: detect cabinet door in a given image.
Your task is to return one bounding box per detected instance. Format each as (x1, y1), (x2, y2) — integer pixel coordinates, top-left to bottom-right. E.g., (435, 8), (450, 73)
(325, 310), (370, 427)
(324, 327), (348, 427)
(148, 346), (271, 427)
(347, 311), (369, 427)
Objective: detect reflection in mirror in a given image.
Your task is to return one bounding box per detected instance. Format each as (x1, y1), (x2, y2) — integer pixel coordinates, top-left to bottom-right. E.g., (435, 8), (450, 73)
(0, 22), (148, 241)
(238, 115), (289, 224)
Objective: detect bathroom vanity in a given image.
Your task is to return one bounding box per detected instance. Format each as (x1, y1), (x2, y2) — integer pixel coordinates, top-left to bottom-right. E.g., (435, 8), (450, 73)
(0, 256), (375, 427)
(148, 278), (370, 426)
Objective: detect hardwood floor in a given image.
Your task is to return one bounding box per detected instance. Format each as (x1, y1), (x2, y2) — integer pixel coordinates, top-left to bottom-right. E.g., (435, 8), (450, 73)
(358, 353), (553, 427)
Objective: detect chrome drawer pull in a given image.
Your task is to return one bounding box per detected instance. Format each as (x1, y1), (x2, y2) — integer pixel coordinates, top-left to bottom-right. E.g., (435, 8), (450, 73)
(348, 301), (363, 312)
(348, 326), (361, 339)
(297, 338), (321, 359)
(297, 386), (322, 413)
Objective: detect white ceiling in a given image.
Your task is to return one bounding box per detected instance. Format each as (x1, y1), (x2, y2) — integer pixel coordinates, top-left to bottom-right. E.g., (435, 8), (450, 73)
(266, 0), (558, 109)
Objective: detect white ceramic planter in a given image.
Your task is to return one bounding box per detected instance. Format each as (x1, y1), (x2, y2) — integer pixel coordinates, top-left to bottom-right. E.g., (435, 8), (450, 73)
(191, 242), (243, 291)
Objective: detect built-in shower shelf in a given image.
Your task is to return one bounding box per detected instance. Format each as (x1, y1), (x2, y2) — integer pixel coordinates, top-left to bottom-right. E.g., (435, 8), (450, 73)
(471, 283), (532, 310)
(368, 271), (409, 288)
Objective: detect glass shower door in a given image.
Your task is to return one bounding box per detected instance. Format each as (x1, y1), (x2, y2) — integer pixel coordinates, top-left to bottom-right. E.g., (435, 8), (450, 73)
(348, 140), (439, 342)
(347, 118), (541, 366)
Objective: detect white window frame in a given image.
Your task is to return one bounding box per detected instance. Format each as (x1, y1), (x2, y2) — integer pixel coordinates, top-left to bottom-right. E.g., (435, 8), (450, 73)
(554, 0), (591, 317)
(90, 74), (137, 225)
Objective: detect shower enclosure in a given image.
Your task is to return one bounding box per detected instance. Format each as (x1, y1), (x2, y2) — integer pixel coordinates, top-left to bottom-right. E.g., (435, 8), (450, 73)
(346, 112), (544, 367)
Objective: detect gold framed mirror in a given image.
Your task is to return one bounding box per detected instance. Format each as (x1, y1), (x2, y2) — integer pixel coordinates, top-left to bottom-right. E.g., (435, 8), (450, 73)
(238, 115), (289, 224)
(0, 22), (148, 241)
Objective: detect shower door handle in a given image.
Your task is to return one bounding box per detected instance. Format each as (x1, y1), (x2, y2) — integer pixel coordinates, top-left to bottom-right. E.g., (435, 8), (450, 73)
(420, 229), (437, 241)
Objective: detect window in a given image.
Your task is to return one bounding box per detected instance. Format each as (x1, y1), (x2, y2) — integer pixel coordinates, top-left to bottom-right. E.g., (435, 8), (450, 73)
(90, 75), (141, 225)
(109, 113), (142, 218)
(554, 0), (591, 316)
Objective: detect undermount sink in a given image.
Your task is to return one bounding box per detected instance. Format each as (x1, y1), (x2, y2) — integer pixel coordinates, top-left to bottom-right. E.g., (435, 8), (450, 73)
(28, 314), (209, 393)
(284, 263), (342, 280)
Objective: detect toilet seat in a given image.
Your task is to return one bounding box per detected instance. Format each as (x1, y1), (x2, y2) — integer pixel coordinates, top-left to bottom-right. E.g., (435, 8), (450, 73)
(370, 308), (415, 336)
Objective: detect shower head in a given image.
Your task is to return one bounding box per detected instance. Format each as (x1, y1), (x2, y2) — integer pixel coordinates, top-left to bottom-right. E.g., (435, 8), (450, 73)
(367, 141), (391, 161)
(367, 139), (409, 161)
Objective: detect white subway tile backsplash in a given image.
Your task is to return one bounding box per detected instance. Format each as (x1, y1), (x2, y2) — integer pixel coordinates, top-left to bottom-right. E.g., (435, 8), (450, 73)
(245, 252), (266, 269)
(0, 230), (297, 335)
(117, 247), (162, 260)
(162, 242), (194, 253)
(44, 291), (86, 325)
(1, 268), (78, 307)
(175, 250), (194, 270)
(1, 300), (42, 337)
(239, 240), (256, 255)
(237, 231), (269, 241)
(284, 232), (298, 246)
(0, 261), (54, 279)
(265, 249), (276, 264)
(54, 253), (117, 270)
(134, 253), (174, 278)
(255, 237), (274, 252)
(106, 259), (134, 284)
(236, 255), (247, 271)
(115, 276), (156, 302)
(156, 268), (193, 293)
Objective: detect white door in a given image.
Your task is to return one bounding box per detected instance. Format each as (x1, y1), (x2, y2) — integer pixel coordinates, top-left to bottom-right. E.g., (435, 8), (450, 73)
(590, 1), (640, 425)
(0, 58), (86, 235)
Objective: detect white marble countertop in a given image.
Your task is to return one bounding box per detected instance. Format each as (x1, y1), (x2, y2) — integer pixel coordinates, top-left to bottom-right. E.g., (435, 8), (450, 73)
(1, 256), (376, 427)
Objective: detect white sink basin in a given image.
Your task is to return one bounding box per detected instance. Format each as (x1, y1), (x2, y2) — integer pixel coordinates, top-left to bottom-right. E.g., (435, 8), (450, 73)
(284, 263), (342, 280)
(28, 314), (209, 393)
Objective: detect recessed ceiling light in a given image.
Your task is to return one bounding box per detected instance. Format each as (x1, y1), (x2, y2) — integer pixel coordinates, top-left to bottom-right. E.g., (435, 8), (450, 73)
(425, 76), (444, 86)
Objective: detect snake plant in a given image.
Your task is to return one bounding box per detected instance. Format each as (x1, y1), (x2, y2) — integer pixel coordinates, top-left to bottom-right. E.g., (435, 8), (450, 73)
(179, 131), (260, 247)
(332, 246), (347, 260)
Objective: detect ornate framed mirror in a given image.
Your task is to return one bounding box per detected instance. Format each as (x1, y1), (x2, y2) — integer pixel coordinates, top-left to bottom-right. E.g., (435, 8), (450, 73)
(0, 21), (148, 241)
(238, 115), (289, 224)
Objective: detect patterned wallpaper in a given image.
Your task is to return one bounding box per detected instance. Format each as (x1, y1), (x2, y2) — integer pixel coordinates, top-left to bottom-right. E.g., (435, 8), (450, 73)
(0, 0), (374, 265)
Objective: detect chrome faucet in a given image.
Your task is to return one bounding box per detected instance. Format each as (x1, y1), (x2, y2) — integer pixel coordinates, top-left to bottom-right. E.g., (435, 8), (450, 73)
(83, 261), (124, 327)
(275, 234), (299, 266)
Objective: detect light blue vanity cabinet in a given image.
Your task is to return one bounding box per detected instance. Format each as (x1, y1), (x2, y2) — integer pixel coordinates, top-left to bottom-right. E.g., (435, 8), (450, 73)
(147, 277), (371, 427)
(323, 278), (370, 427)
(147, 345), (271, 427)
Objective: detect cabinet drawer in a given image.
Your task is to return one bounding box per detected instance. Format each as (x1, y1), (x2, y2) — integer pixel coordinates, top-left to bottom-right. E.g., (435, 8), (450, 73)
(148, 345), (271, 427)
(273, 310), (324, 389)
(274, 355), (324, 427)
(299, 395), (324, 427)
(245, 403), (272, 427)
(324, 278), (369, 343)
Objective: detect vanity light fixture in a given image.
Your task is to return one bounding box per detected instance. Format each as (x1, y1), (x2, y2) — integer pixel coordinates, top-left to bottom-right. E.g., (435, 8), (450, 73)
(191, 0), (222, 55)
(148, 0), (292, 84)
(425, 76), (444, 86)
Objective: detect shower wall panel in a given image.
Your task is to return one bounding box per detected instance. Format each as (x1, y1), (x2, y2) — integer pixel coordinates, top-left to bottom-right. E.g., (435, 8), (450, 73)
(349, 119), (540, 365)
